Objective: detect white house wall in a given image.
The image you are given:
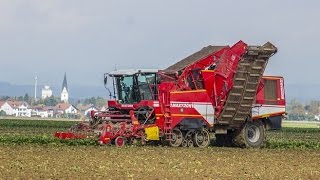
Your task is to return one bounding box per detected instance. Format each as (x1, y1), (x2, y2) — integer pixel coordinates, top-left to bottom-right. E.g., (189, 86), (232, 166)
(65, 106), (77, 114)
(0, 103), (15, 115)
(16, 104), (32, 117)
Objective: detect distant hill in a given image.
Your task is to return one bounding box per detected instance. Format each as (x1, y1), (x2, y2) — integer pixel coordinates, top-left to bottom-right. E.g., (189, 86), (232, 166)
(0, 81), (109, 99)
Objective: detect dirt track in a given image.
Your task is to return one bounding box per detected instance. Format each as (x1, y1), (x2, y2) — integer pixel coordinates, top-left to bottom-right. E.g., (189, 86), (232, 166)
(1, 145), (319, 179)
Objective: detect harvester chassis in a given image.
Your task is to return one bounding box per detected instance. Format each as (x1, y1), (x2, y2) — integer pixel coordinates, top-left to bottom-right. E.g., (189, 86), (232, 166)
(55, 40), (280, 148)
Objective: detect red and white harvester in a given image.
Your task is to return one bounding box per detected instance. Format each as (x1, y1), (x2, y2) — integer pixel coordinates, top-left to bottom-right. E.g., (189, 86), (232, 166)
(55, 40), (285, 148)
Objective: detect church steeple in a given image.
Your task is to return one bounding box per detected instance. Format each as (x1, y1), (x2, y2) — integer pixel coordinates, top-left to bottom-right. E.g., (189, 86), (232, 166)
(62, 72), (68, 92)
(61, 73), (69, 103)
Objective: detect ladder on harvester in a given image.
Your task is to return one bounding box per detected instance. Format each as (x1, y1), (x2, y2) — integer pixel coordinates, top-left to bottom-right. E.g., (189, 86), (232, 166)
(161, 91), (173, 141)
(164, 104), (173, 141)
(218, 42), (277, 125)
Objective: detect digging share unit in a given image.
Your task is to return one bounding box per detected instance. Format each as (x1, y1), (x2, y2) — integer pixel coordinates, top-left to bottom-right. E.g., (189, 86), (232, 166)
(55, 40), (286, 148)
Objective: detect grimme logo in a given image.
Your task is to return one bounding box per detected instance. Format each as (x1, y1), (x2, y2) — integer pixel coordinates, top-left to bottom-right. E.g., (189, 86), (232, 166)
(121, 104), (134, 108)
(170, 102), (194, 108)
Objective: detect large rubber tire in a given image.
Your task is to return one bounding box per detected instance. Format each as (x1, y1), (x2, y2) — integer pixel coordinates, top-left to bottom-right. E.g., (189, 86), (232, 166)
(234, 121), (266, 148)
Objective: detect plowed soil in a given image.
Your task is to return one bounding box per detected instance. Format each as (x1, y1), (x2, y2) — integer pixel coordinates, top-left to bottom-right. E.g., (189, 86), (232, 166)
(0, 145), (319, 179)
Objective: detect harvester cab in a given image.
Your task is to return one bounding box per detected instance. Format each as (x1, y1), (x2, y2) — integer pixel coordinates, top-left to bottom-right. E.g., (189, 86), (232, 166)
(86, 69), (160, 127)
(105, 69), (159, 104)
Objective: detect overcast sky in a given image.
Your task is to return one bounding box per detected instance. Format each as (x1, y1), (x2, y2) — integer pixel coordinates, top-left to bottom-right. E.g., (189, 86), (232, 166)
(0, 0), (319, 87)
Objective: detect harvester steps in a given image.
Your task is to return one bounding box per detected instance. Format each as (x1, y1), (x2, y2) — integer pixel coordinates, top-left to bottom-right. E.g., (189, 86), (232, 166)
(233, 86), (244, 89)
(222, 115), (233, 118)
(259, 54), (272, 58)
(226, 107), (236, 111)
(227, 101), (239, 104)
(235, 78), (246, 81)
(243, 97), (254, 100)
(230, 93), (242, 96)
(240, 63), (251, 66)
(234, 117), (245, 121)
(163, 101), (173, 141)
(252, 66), (263, 70)
(245, 89), (256, 93)
(250, 73), (260, 77)
(247, 51), (259, 56)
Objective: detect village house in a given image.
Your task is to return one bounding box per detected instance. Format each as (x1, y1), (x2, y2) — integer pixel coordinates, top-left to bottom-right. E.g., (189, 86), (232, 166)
(0, 101), (5, 115)
(0, 101), (16, 116)
(0, 101), (32, 117)
(55, 103), (78, 115)
(31, 105), (54, 118)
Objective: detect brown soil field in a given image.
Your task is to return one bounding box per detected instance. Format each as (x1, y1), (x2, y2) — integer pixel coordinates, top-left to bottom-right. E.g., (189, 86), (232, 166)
(1, 145), (320, 179)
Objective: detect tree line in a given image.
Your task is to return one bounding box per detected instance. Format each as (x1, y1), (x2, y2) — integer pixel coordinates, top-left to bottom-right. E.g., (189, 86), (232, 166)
(287, 99), (320, 120)
(0, 94), (106, 107)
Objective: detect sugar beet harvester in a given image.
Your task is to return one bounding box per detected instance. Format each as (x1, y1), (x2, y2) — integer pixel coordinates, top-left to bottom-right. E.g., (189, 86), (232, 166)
(55, 40), (285, 148)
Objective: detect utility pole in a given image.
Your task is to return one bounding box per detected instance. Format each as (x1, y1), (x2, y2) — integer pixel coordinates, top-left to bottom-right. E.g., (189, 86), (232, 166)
(34, 74), (38, 103)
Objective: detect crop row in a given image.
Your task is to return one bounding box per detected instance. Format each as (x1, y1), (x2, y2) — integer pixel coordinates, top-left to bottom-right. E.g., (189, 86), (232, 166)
(0, 119), (78, 128)
(1, 134), (320, 149)
(0, 134), (96, 146)
(1, 119), (320, 149)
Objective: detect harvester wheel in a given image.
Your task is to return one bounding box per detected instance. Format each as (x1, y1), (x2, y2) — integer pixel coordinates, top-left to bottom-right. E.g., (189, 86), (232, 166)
(234, 120), (266, 148)
(181, 140), (188, 147)
(193, 129), (210, 148)
(128, 137), (138, 145)
(115, 136), (126, 148)
(187, 140), (194, 147)
(169, 129), (183, 147)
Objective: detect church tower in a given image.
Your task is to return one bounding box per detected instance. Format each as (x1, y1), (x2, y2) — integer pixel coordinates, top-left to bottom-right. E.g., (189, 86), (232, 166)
(61, 73), (69, 103)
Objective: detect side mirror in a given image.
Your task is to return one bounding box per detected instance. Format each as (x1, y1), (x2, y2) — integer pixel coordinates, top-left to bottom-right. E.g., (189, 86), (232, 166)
(104, 73), (108, 85)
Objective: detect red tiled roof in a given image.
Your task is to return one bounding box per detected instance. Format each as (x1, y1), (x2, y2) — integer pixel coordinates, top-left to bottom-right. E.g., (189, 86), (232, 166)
(5, 101), (26, 108)
(0, 101), (5, 107)
(78, 104), (93, 111)
(55, 103), (71, 110)
(43, 106), (56, 111)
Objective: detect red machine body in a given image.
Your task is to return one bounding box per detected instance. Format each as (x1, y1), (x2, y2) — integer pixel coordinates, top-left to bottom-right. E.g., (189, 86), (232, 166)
(56, 40), (284, 148)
